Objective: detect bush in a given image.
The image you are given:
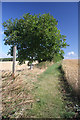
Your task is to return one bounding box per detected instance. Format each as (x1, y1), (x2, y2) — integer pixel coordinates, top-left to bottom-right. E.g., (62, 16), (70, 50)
(36, 61), (53, 69)
(53, 53), (64, 63)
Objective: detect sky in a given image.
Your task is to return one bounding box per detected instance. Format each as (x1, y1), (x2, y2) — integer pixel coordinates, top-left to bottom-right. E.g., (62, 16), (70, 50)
(1, 2), (78, 59)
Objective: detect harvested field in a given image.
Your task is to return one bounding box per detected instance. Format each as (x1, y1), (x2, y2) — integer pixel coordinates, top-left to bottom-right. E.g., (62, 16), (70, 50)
(1, 61), (47, 118)
(0, 61), (38, 71)
(62, 59), (79, 93)
(0, 61), (39, 78)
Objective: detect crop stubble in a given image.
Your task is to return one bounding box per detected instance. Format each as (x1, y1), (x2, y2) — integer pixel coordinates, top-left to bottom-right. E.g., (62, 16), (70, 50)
(62, 59), (79, 93)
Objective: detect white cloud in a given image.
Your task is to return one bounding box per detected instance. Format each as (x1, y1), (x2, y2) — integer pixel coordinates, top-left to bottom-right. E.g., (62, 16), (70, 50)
(68, 51), (75, 56)
(64, 51), (78, 59)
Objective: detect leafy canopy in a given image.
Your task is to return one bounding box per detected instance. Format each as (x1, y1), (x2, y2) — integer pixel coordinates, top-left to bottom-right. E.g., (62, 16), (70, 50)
(3, 13), (69, 64)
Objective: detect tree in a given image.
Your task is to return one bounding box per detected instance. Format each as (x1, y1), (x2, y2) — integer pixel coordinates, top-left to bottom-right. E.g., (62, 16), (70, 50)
(3, 13), (69, 64)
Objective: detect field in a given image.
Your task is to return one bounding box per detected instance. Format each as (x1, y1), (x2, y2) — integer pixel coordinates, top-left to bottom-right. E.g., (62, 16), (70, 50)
(0, 61), (38, 71)
(1, 59), (80, 118)
(62, 59), (79, 93)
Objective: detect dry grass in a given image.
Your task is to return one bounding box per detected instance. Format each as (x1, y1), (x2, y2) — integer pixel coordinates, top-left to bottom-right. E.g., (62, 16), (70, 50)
(1, 62), (46, 118)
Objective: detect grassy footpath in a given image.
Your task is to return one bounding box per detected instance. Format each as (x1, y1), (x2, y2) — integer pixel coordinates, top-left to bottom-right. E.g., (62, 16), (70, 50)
(25, 62), (76, 118)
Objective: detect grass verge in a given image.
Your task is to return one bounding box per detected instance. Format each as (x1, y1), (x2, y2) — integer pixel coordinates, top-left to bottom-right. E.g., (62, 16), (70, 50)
(25, 61), (77, 118)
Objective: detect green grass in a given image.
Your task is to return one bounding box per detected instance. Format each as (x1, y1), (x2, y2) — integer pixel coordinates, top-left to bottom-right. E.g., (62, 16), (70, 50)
(25, 61), (74, 118)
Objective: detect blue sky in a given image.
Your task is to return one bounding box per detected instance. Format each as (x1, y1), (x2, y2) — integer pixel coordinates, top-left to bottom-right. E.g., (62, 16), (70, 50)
(1, 2), (78, 59)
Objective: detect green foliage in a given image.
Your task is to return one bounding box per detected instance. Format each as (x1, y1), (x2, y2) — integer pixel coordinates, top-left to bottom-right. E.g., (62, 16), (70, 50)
(3, 13), (69, 64)
(36, 61), (52, 69)
(0, 58), (13, 61)
(62, 112), (75, 118)
(53, 53), (64, 63)
(0, 57), (19, 61)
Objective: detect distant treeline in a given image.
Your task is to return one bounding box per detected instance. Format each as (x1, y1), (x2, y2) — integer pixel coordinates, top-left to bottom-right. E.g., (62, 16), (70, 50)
(0, 58), (19, 61)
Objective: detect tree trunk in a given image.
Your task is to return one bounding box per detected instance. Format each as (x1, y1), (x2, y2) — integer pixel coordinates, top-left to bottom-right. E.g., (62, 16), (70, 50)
(12, 45), (16, 78)
(30, 64), (33, 70)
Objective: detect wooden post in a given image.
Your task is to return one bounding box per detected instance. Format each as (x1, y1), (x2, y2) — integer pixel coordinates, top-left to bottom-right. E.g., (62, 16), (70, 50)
(12, 45), (16, 78)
